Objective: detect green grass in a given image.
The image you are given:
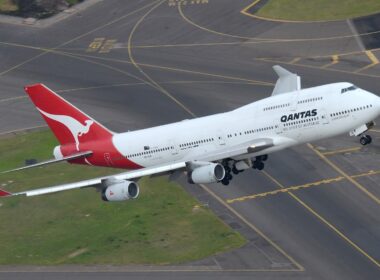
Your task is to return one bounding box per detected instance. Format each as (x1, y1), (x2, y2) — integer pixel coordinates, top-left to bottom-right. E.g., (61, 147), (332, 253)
(66, 0), (82, 6)
(0, 130), (246, 265)
(0, 0), (17, 12)
(255, 0), (380, 21)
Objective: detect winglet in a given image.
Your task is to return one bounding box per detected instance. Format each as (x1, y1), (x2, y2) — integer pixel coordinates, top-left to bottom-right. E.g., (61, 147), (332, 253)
(0, 189), (12, 197)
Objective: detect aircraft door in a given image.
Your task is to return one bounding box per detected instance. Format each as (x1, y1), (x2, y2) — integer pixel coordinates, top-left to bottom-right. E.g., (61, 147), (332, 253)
(320, 109), (330, 124)
(168, 139), (179, 157)
(216, 131), (226, 146)
(274, 120), (283, 134)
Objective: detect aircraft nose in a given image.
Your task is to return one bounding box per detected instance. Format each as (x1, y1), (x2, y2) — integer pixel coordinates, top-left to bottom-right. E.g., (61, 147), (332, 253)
(374, 94), (380, 116)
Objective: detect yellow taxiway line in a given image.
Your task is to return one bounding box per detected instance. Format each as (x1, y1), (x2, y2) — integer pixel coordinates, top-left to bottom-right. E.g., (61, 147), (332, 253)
(322, 55), (339, 68)
(308, 143), (380, 205)
(355, 50), (379, 73)
(321, 146), (361, 156)
(227, 169), (380, 203)
(261, 171), (380, 269)
(199, 184), (305, 271)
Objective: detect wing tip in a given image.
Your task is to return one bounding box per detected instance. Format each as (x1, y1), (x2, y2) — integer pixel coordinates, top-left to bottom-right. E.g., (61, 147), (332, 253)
(0, 189), (12, 197)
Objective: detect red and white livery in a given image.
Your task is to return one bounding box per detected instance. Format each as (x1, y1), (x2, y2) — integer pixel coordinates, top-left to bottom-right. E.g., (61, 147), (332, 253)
(1, 66), (379, 202)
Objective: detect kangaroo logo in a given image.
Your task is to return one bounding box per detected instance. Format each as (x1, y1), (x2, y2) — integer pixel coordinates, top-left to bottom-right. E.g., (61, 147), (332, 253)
(37, 108), (94, 151)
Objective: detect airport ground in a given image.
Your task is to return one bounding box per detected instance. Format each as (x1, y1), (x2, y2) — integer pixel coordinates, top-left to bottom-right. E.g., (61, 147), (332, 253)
(0, 0), (379, 279)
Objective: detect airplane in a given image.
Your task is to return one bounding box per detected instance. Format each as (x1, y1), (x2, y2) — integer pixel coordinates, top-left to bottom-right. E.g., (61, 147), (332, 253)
(0, 65), (379, 201)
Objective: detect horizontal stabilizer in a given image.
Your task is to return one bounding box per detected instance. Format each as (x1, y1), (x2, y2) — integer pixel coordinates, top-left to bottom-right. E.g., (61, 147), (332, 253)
(0, 189), (12, 197)
(272, 65), (301, 96)
(2, 151), (93, 174)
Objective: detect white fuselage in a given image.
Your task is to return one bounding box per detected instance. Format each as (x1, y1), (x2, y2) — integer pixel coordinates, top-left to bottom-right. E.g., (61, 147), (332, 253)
(112, 82), (380, 168)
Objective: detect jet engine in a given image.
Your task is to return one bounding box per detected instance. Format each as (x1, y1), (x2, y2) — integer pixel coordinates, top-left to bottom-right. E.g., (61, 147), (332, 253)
(101, 180), (139, 202)
(188, 163), (225, 184)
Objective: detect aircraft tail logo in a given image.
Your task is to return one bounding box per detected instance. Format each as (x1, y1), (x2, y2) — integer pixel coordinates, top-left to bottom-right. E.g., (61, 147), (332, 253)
(37, 108), (94, 150)
(24, 84), (113, 149)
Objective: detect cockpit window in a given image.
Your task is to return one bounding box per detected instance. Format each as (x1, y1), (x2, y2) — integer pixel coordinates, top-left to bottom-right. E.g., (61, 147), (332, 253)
(341, 85), (357, 94)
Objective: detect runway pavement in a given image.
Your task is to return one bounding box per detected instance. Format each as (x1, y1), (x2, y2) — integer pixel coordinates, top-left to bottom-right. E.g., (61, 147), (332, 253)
(0, 0), (379, 279)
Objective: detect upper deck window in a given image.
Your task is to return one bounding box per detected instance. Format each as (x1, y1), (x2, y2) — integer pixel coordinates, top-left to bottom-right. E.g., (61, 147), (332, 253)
(341, 85), (357, 94)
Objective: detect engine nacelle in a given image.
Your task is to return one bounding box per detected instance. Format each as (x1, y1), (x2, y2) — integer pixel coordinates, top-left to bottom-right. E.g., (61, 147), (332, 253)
(189, 163), (225, 184)
(101, 180), (139, 202)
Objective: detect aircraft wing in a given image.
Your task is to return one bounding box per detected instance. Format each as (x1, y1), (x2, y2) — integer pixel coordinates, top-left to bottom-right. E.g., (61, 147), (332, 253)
(0, 162), (186, 197)
(271, 65), (301, 96)
(0, 137), (293, 198)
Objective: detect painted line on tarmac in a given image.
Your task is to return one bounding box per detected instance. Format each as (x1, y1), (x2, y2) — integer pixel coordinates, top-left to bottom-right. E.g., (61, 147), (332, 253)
(262, 171), (380, 269)
(321, 55), (339, 68)
(321, 146), (361, 156)
(57, 50), (273, 86)
(227, 169), (380, 203)
(308, 143), (380, 205)
(227, 176), (345, 203)
(257, 57), (380, 79)
(127, 0), (196, 118)
(0, 96), (26, 103)
(0, 1), (161, 78)
(199, 184), (305, 272)
(355, 50), (379, 73)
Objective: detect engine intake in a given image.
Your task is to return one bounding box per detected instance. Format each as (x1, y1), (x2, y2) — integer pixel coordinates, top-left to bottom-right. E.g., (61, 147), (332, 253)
(101, 180), (139, 202)
(188, 163), (225, 184)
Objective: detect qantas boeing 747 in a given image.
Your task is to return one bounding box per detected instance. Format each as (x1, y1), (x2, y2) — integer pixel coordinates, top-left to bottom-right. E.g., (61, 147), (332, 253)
(0, 66), (379, 201)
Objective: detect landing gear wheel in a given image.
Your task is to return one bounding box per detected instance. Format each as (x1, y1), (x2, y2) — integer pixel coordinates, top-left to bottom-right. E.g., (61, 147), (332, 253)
(225, 173), (233, 181)
(221, 178), (230, 186)
(255, 161), (264, 170)
(252, 160), (265, 170)
(224, 166), (231, 174)
(232, 166), (239, 175)
(360, 134), (372, 146)
(259, 155), (268, 161)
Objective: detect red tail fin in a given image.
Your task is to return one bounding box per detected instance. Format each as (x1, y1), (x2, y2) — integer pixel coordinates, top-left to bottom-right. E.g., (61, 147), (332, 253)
(24, 84), (113, 150)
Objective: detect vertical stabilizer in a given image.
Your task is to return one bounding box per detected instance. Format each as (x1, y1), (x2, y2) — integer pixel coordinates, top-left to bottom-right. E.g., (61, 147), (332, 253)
(24, 84), (113, 151)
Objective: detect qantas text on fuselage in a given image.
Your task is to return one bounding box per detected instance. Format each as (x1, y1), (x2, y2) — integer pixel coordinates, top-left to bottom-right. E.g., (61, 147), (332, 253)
(281, 109), (318, 122)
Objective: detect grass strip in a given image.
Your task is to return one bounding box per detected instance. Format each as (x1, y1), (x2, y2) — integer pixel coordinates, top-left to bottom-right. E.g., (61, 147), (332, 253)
(0, 130), (246, 264)
(255, 0), (380, 21)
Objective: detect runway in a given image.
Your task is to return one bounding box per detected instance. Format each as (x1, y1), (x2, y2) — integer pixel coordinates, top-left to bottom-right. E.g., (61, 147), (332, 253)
(0, 0), (379, 279)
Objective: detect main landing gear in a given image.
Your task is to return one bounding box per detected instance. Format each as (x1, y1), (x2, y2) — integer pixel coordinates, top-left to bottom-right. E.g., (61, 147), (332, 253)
(221, 165), (233, 186)
(359, 134), (372, 146)
(220, 155), (269, 186)
(252, 155), (268, 171)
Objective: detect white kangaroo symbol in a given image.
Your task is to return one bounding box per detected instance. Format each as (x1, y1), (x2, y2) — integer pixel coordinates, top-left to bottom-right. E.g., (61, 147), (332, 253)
(37, 108), (94, 151)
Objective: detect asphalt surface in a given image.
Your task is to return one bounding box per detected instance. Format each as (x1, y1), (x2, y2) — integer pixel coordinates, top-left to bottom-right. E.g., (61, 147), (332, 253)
(0, 0), (379, 279)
